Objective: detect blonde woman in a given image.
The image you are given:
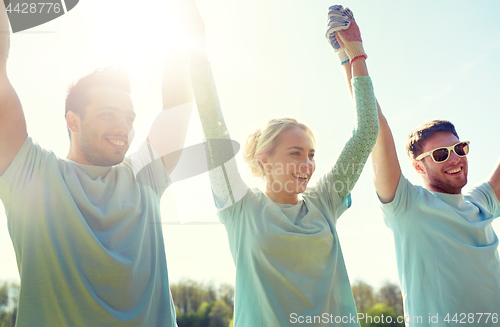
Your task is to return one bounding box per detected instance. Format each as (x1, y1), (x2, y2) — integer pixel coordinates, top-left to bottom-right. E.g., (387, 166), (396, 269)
(188, 3), (378, 326)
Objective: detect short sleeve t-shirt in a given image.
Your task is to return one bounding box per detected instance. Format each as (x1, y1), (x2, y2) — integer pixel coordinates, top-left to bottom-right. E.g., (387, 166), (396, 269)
(382, 174), (500, 326)
(219, 168), (359, 327)
(0, 137), (176, 327)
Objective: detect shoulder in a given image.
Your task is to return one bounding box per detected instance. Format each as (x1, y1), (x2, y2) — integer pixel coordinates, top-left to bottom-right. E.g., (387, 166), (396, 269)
(218, 188), (266, 225)
(465, 181), (500, 216)
(381, 174), (429, 217)
(0, 137), (66, 202)
(1, 136), (60, 177)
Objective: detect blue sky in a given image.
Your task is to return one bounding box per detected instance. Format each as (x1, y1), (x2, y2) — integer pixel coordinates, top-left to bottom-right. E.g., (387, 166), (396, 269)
(1, 0), (500, 291)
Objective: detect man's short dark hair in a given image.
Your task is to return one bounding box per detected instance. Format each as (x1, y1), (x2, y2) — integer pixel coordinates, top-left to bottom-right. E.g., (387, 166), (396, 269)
(406, 120), (460, 159)
(65, 67), (131, 138)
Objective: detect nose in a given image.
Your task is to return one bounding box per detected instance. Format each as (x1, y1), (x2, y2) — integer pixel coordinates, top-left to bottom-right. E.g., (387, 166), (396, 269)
(302, 157), (314, 172)
(115, 116), (133, 135)
(447, 150), (461, 164)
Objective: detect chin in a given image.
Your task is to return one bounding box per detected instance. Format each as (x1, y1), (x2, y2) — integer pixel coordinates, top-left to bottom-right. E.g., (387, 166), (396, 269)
(92, 154), (126, 167)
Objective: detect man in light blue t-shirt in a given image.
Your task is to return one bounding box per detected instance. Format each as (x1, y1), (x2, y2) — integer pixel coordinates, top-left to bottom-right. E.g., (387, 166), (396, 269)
(0, 3), (196, 326)
(371, 106), (500, 326)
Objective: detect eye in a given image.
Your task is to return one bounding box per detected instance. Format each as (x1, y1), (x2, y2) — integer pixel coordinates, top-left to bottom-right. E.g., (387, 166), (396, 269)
(309, 153), (315, 159)
(291, 152), (300, 156)
(102, 112), (114, 118)
(127, 117), (135, 124)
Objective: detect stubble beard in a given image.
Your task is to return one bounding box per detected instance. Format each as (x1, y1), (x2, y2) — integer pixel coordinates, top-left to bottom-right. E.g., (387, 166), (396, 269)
(79, 124), (126, 167)
(428, 170), (468, 194)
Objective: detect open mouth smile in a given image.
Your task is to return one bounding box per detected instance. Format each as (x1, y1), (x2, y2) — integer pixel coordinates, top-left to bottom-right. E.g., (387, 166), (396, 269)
(292, 173), (309, 180)
(445, 167), (462, 175)
(106, 138), (128, 149)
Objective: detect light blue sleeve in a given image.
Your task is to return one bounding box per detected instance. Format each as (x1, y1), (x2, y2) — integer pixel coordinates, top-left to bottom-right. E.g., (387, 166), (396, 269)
(381, 174), (421, 220)
(127, 140), (171, 198)
(467, 182), (500, 218)
(0, 136), (45, 205)
(190, 63), (248, 220)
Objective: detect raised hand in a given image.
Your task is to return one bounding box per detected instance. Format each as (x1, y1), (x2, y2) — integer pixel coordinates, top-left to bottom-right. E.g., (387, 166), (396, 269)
(325, 5), (350, 65)
(335, 7), (367, 62)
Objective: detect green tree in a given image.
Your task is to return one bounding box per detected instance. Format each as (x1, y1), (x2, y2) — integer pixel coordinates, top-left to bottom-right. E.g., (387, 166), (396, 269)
(172, 279), (212, 314)
(351, 280), (375, 313)
(0, 281), (19, 327)
(208, 300), (232, 327)
(0, 283), (8, 311)
(376, 282), (403, 317)
(364, 303), (404, 327)
(172, 281), (235, 327)
(217, 283), (234, 310)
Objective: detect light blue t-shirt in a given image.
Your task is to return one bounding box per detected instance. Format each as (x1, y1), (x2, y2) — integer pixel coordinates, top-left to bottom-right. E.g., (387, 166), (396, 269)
(220, 177), (357, 327)
(0, 137), (177, 327)
(382, 174), (500, 327)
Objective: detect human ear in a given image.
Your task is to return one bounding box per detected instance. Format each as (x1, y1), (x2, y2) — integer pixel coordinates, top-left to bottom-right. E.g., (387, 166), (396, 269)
(260, 157), (273, 176)
(66, 111), (81, 135)
(412, 159), (426, 175)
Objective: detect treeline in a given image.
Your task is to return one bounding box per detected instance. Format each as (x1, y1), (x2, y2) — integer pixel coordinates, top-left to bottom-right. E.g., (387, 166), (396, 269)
(0, 279), (403, 327)
(171, 279), (404, 327)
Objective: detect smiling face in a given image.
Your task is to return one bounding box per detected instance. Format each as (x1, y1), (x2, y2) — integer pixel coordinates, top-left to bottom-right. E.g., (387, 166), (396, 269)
(413, 131), (468, 194)
(261, 126), (316, 204)
(67, 86), (136, 166)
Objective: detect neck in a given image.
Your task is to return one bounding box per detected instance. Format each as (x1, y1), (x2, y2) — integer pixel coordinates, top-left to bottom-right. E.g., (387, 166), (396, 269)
(424, 181), (462, 195)
(265, 180), (299, 205)
(67, 139), (91, 165)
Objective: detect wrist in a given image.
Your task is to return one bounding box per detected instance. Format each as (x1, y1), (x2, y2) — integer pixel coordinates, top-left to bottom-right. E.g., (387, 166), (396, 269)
(337, 50), (350, 65)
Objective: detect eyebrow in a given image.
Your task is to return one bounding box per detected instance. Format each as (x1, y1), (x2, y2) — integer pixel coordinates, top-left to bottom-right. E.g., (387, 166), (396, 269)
(98, 106), (136, 117)
(286, 146), (315, 152)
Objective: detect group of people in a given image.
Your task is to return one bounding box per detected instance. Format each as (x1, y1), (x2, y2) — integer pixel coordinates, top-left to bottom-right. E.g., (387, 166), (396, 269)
(0, 2), (499, 327)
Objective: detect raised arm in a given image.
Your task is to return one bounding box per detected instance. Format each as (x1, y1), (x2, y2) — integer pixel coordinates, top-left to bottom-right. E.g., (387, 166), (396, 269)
(0, 4), (26, 176)
(341, 59), (401, 204)
(183, 0), (246, 209)
(325, 6), (378, 202)
(146, 48), (193, 175)
(327, 5), (400, 204)
(488, 160), (500, 202)
(370, 103), (401, 203)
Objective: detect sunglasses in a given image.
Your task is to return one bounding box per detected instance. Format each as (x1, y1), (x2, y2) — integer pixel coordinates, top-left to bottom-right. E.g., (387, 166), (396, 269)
(415, 141), (470, 163)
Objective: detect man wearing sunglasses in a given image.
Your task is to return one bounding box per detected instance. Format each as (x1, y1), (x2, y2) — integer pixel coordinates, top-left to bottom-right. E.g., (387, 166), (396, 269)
(371, 111), (500, 325)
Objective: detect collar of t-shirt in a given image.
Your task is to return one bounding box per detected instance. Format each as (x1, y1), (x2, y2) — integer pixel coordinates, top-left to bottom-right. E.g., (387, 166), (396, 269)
(64, 158), (113, 179)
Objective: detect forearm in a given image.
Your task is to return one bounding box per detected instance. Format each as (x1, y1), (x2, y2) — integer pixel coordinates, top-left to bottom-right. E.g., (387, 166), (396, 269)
(0, 6), (26, 176)
(191, 62), (228, 142)
(147, 49), (194, 174)
(342, 57), (367, 96)
(0, 3), (10, 68)
(333, 74), (378, 202)
(162, 49), (193, 109)
(488, 158), (500, 202)
(371, 102), (401, 203)
(191, 61), (244, 208)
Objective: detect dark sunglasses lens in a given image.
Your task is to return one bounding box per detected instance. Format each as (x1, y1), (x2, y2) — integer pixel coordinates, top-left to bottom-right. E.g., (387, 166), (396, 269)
(432, 148), (449, 162)
(454, 142), (469, 156)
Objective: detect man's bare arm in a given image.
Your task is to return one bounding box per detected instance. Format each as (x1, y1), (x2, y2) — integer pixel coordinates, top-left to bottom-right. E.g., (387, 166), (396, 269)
(148, 49), (193, 175)
(371, 103), (401, 203)
(488, 159), (500, 203)
(0, 4), (26, 176)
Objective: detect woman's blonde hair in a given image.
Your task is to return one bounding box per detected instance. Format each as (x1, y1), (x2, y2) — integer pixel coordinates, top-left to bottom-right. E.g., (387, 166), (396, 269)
(243, 117), (315, 178)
